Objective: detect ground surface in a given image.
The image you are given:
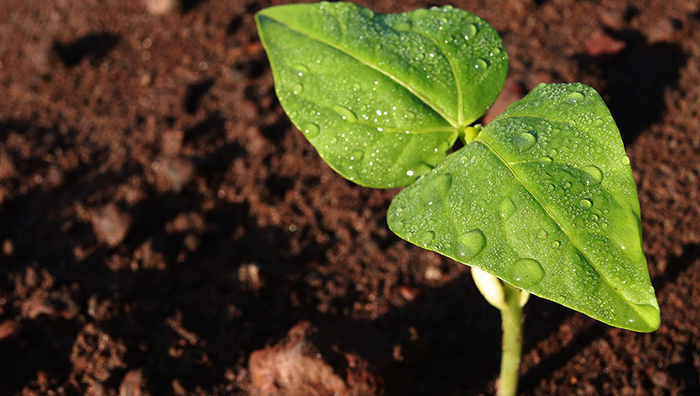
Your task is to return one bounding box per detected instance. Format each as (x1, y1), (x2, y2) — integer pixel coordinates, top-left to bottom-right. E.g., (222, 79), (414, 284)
(1, 0), (700, 395)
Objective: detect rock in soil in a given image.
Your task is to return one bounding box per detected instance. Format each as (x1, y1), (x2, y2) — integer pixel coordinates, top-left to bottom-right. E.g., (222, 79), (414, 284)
(90, 204), (132, 247)
(249, 321), (378, 396)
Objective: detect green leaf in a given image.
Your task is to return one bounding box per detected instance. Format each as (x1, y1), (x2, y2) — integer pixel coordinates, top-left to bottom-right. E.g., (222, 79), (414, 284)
(256, 2), (507, 188)
(388, 83), (660, 332)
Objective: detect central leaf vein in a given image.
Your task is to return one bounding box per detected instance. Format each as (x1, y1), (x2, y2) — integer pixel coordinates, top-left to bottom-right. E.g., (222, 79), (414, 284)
(474, 138), (630, 304)
(263, 16), (460, 128)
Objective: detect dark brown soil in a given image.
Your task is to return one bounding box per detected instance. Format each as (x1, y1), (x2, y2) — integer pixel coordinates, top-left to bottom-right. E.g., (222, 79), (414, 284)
(1, 0), (699, 395)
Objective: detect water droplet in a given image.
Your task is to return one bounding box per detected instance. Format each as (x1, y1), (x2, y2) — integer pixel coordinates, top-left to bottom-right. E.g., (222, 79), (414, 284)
(417, 230), (435, 247)
(538, 230), (548, 239)
(474, 59), (488, 70)
(540, 156), (553, 164)
(500, 197), (516, 220)
(454, 229), (486, 261)
(436, 173), (453, 191)
(464, 23), (477, 39)
(360, 7), (374, 19)
(353, 83), (361, 91)
(591, 214), (599, 222)
(513, 258), (545, 286)
(491, 47), (502, 55)
(293, 65), (309, 75)
(565, 91), (585, 104)
(301, 123), (319, 138)
(350, 150), (364, 161)
(552, 240), (561, 249)
(331, 105), (357, 122)
(393, 21), (412, 32)
(579, 198), (593, 210)
(582, 165), (603, 183)
(293, 84), (303, 94)
(620, 155), (631, 165)
(513, 132), (537, 151)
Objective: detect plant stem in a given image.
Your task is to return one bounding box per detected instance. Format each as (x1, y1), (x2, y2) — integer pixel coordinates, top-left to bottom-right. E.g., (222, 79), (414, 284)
(497, 282), (524, 396)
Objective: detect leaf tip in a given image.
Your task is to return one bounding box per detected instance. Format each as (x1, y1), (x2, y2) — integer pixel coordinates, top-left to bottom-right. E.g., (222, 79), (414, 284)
(632, 302), (661, 333)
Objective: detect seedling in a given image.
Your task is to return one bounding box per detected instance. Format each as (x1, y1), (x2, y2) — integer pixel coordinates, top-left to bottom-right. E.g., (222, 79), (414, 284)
(256, 2), (659, 395)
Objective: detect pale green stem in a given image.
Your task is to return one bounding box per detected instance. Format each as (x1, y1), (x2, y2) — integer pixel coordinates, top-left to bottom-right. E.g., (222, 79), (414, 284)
(497, 282), (524, 396)
(471, 268), (526, 396)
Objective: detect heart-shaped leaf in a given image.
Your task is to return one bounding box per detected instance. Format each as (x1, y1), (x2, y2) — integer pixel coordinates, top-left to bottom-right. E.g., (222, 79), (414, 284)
(256, 2), (507, 188)
(388, 83), (660, 332)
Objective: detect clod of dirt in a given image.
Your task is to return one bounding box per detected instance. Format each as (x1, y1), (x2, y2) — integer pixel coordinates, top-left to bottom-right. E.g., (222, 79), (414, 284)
(423, 266), (443, 281)
(0, 149), (15, 179)
(0, 320), (19, 341)
(119, 370), (145, 396)
(71, 324), (126, 383)
(151, 156), (195, 192)
(586, 32), (627, 56)
(161, 130), (185, 156)
(249, 321), (377, 396)
(2, 239), (13, 256)
(143, 0), (177, 15)
(90, 204), (132, 247)
(238, 263), (263, 290)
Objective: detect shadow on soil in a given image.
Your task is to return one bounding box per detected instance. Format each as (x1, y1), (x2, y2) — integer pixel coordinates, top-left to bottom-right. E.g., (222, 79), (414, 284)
(576, 28), (687, 145)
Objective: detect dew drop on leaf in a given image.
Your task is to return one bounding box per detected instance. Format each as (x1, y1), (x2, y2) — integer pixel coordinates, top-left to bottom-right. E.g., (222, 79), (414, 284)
(513, 132), (537, 151)
(500, 197), (516, 220)
(454, 229), (486, 260)
(360, 7), (374, 19)
(620, 155), (631, 165)
(464, 23), (477, 39)
(513, 258), (545, 286)
(565, 92), (585, 103)
(350, 149), (364, 161)
(579, 198), (593, 209)
(582, 165), (603, 183)
(393, 21), (412, 32)
(436, 173), (453, 191)
(293, 64), (309, 74)
(417, 230), (436, 247)
(475, 59), (488, 70)
(331, 105), (358, 122)
(301, 123), (320, 138)
(293, 84), (303, 94)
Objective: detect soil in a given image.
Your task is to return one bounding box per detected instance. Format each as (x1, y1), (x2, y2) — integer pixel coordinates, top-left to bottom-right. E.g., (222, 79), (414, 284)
(1, 0), (699, 395)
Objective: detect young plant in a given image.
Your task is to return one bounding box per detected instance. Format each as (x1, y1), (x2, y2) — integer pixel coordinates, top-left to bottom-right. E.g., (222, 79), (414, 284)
(256, 2), (660, 395)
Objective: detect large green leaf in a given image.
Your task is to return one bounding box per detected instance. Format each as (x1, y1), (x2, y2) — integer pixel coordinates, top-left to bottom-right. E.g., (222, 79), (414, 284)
(256, 2), (507, 188)
(388, 83), (660, 332)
